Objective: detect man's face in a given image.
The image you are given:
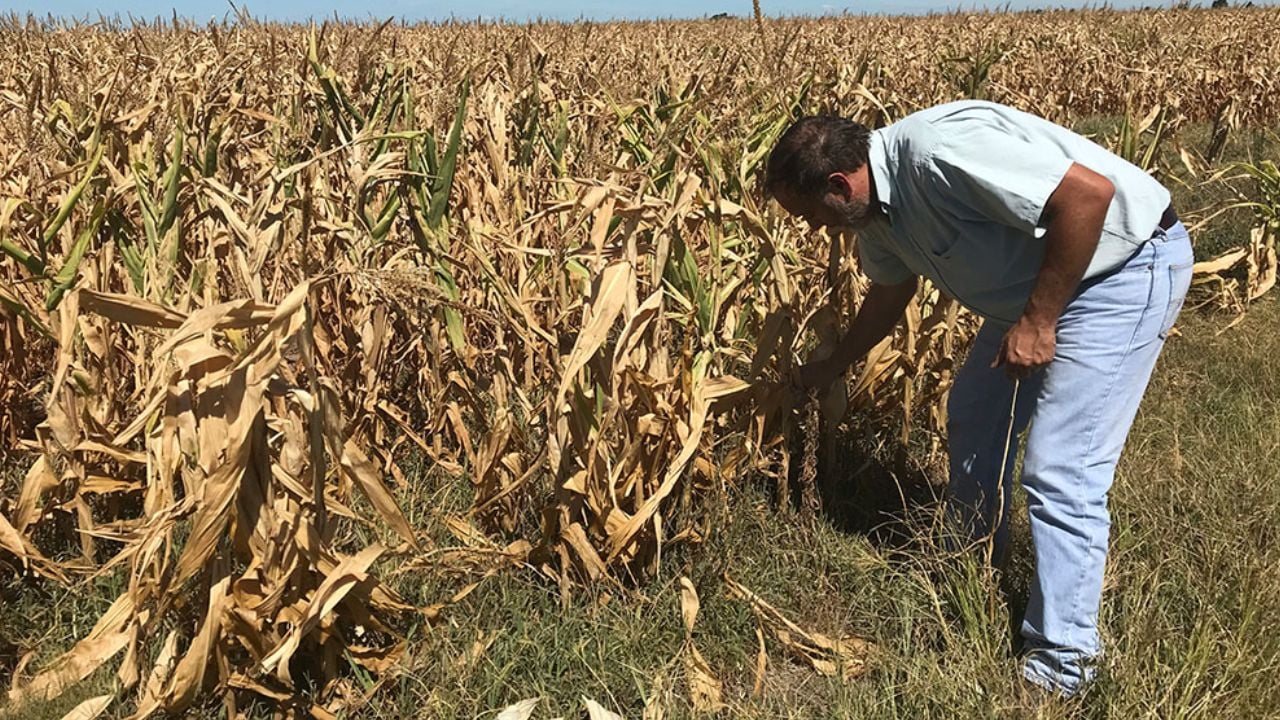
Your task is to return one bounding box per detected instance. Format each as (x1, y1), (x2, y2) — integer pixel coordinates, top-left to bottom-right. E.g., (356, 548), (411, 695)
(773, 170), (874, 232)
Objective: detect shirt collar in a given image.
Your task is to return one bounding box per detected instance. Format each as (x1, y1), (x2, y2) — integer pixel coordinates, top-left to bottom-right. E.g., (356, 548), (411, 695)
(868, 128), (893, 211)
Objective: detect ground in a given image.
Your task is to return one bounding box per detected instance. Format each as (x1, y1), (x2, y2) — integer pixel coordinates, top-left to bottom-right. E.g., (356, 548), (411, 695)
(4, 293), (1277, 720)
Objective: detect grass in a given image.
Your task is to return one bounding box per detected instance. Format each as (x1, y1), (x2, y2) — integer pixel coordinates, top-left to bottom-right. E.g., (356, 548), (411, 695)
(4, 295), (1278, 719)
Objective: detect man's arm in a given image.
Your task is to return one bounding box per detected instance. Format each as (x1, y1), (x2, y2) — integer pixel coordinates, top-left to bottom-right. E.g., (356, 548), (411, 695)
(996, 162), (1115, 378)
(798, 277), (917, 390)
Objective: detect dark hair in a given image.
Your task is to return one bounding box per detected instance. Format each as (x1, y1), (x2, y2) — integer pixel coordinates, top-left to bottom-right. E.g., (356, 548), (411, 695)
(764, 116), (871, 198)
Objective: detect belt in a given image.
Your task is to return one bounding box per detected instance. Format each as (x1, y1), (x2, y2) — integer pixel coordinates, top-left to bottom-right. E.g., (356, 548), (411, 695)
(1158, 204), (1179, 232)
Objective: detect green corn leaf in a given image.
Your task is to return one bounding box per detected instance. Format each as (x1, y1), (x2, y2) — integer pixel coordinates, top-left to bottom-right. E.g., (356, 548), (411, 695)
(202, 125), (221, 177)
(41, 139), (104, 256)
(1140, 113), (1165, 171)
(433, 259), (466, 351)
(367, 72), (403, 161)
(0, 199), (42, 275)
(443, 307), (465, 352)
(433, 260), (460, 302)
(70, 370), (93, 396)
(1, 238), (45, 276)
(46, 199), (107, 311)
(189, 257), (207, 296)
(541, 100), (569, 176)
(566, 257), (591, 281)
(370, 194), (401, 242)
(423, 130), (439, 178)
(366, 66), (393, 127)
(158, 125), (184, 235)
(120, 239), (145, 293)
(308, 29), (355, 141)
(333, 76), (367, 130)
(319, 74), (353, 141)
(134, 161), (160, 252)
(426, 79), (471, 233)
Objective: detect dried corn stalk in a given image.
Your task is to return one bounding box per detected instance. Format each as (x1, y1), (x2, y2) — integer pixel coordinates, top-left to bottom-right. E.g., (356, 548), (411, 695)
(7, 284), (416, 717)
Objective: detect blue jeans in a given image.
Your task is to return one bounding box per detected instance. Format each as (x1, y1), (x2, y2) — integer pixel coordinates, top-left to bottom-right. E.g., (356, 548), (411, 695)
(945, 222), (1194, 694)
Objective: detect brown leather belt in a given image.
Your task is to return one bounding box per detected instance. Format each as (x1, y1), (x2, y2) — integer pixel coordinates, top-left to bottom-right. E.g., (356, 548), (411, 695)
(1158, 204), (1179, 231)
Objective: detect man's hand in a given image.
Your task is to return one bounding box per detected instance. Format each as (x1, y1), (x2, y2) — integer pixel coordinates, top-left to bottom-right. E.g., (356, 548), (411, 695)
(994, 316), (1056, 379)
(997, 161), (1113, 381)
(794, 357), (841, 392)
(789, 278), (917, 394)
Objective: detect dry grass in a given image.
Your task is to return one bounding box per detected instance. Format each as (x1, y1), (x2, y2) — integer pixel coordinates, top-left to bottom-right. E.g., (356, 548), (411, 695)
(0, 6), (1277, 716)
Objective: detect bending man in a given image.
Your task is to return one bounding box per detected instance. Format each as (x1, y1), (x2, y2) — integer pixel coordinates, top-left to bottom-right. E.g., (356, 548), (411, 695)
(764, 100), (1193, 695)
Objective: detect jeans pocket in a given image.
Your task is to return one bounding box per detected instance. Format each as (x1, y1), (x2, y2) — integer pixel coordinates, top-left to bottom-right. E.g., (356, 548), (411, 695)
(1159, 261), (1193, 338)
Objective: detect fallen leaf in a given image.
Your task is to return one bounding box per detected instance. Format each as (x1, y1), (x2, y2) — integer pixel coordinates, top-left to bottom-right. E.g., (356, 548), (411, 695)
(496, 697), (541, 720)
(59, 694), (113, 720)
(583, 696), (626, 720)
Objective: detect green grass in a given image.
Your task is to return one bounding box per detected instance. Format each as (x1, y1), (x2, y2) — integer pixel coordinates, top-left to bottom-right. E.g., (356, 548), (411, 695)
(5, 297), (1279, 719)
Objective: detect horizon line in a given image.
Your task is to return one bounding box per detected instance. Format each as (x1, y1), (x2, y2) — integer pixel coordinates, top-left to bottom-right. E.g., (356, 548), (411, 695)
(6, 2), (1269, 27)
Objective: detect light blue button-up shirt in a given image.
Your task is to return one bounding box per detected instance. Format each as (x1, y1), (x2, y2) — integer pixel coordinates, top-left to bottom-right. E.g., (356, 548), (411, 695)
(858, 100), (1171, 324)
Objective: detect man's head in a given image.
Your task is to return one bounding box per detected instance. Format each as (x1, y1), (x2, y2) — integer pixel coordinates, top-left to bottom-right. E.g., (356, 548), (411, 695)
(764, 116), (877, 230)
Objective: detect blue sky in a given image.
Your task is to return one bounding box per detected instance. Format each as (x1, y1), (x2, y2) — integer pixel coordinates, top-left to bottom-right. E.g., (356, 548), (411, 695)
(3, 0), (1265, 22)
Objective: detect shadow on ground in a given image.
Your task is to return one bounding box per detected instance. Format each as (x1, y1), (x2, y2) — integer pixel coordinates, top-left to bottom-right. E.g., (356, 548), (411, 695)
(777, 416), (943, 551)
(782, 414), (1040, 649)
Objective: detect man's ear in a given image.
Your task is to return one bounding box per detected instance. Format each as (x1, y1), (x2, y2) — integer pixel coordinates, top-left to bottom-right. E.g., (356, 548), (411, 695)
(825, 172), (853, 203)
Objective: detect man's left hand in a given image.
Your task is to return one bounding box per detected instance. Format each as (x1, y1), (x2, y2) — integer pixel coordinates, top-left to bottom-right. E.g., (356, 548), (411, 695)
(993, 316), (1056, 379)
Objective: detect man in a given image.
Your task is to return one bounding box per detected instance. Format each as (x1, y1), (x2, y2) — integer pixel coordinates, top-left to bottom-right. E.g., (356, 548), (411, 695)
(764, 100), (1194, 696)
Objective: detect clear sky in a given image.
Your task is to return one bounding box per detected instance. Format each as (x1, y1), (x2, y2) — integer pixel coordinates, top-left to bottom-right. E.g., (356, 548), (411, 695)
(3, 0), (1265, 23)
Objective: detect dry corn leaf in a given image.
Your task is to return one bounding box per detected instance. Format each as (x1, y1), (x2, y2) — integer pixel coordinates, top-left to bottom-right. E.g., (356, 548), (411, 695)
(725, 575), (873, 681)
(80, 289), (187, 328)
(13, 457), (59, 532)
(260, 544), (385, 684)
(752, 625), (767, 698)
(1247, 225), (1277, 301)
(59, 694), (114, 720)
(676, 578), (723, 711)
(1194, 248), (1248, 276)
(336, 437), (420, 550)
(0, 510), (65, 580)
(684, 645), (724, 712)
(496, 697), (542, 720)
(319, 381), (419, 550)
(607, 365), (733, 560)
(583, 697), (626, 720)
(678, 577), (699, 635)
(8, 593), (133, 706)
(550, 260), (636, 484)
(163, 572), (231, 713)
(128, 630), (178, 720)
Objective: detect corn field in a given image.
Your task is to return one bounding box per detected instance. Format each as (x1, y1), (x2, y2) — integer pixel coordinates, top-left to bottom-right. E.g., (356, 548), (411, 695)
(1, 6), (1277, 716)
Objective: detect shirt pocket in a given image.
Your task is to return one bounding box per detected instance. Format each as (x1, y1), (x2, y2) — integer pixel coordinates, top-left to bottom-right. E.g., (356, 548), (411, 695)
(926, 230), (961, 259)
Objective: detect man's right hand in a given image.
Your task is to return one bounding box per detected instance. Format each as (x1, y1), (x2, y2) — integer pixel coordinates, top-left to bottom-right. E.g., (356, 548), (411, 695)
(794, 358), (842, 392)
(791, 277), (917, 395)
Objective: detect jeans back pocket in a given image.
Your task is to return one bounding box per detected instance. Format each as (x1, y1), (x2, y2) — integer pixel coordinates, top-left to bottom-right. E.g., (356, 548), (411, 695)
(1160, 260), (1193, 338)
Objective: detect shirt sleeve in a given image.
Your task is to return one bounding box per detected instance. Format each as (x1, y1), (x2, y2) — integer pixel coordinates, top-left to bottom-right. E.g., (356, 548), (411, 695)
(922, 119), (1075, 235)
(857, 226), (915, 286)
